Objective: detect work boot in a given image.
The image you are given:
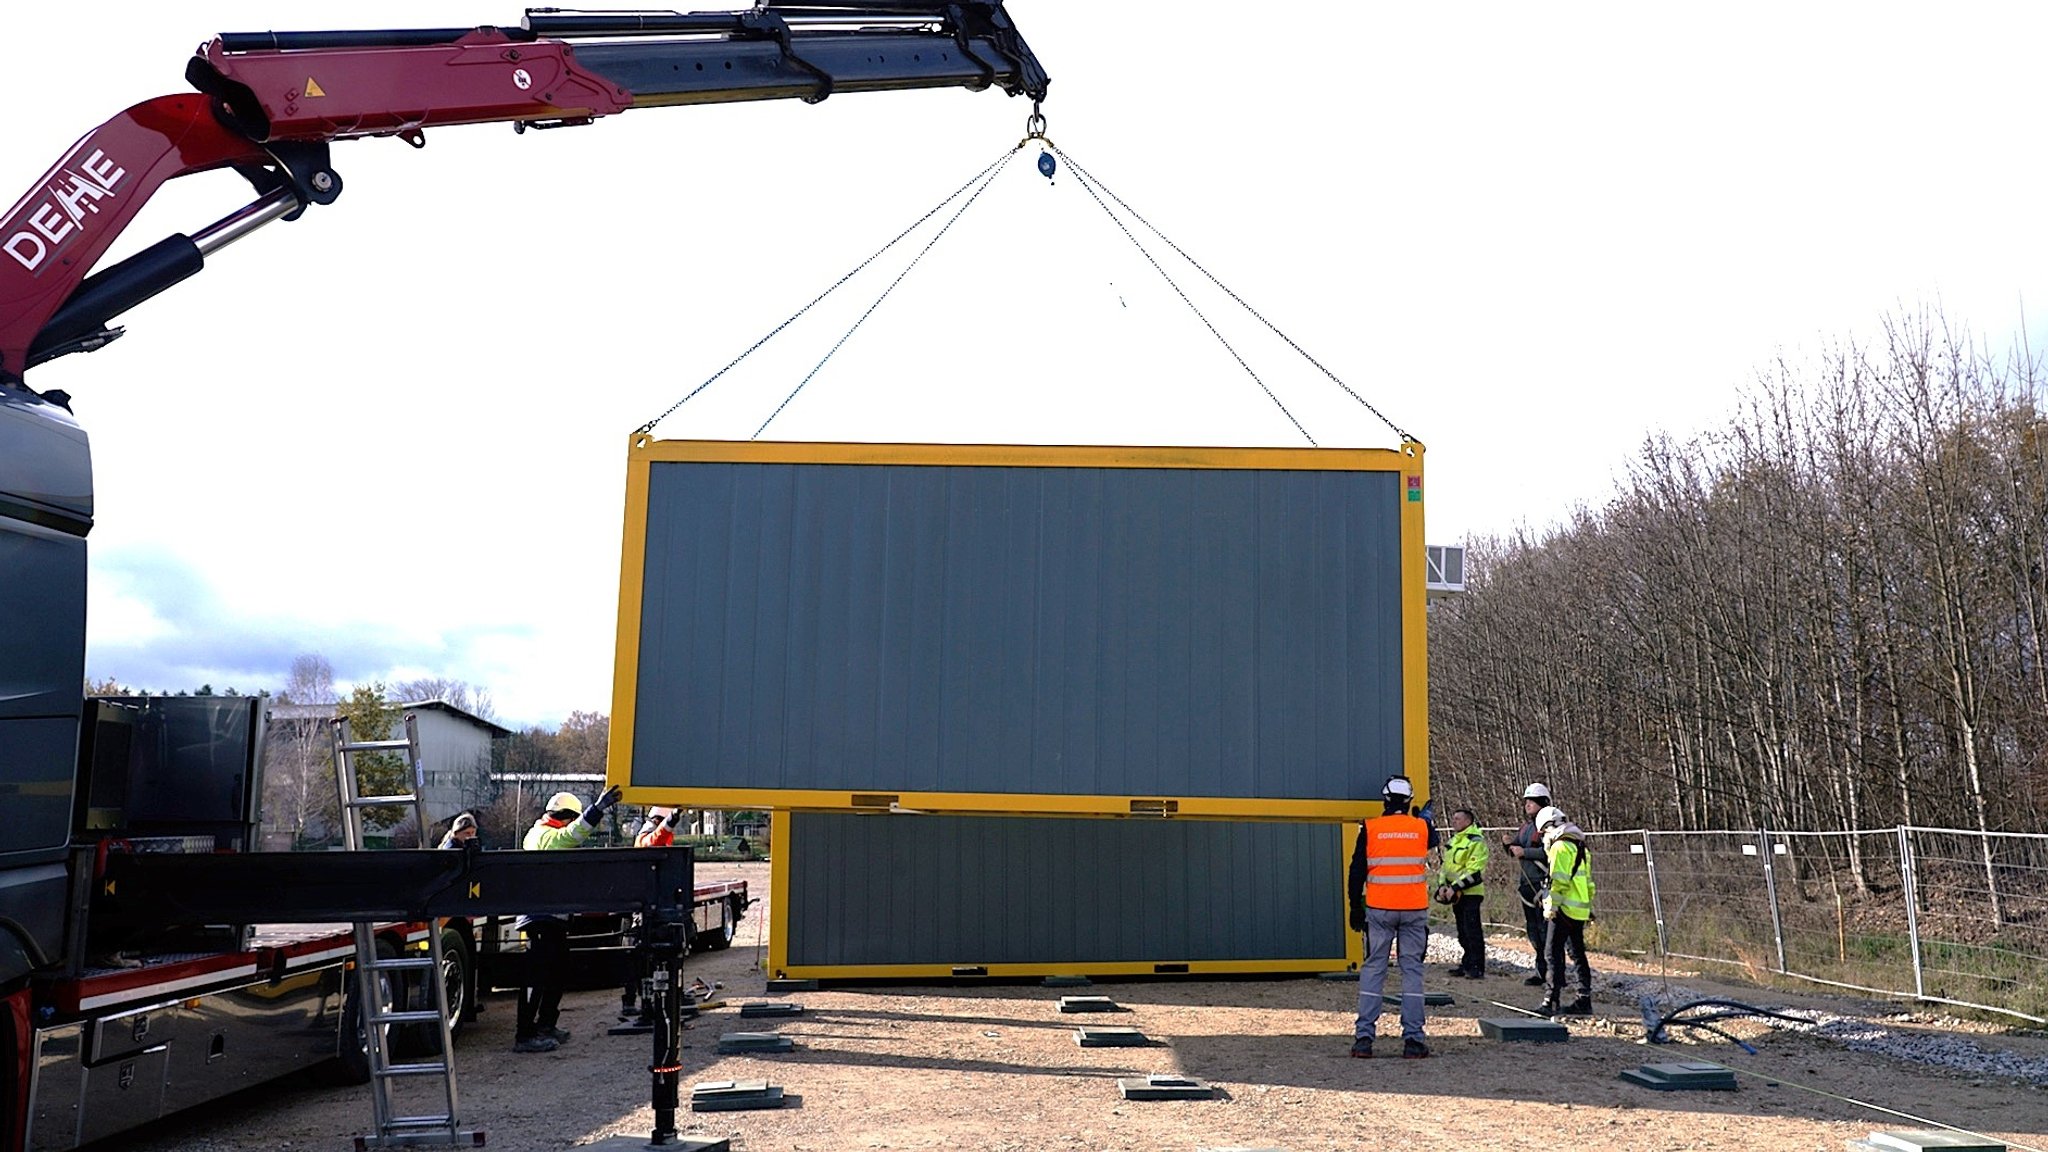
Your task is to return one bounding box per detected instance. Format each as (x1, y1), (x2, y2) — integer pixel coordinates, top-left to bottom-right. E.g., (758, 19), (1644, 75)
(512, 1034), (558, 1054)
(1560, 996), (1594, 1017)
(1532, 999), (1559, 1017)
(1402, 1038), (1430, 1059)
(1446, 968), (1470, 979)
(1463, 968), (1486, 980)
(1523, 974), (1546, 986)
(1349, 1038), (1373, 1059)
(544, 1025), (573, 1043)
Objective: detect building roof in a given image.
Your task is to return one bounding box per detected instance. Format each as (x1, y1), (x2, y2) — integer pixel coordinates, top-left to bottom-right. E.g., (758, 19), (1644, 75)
(266, 698), (514, 738)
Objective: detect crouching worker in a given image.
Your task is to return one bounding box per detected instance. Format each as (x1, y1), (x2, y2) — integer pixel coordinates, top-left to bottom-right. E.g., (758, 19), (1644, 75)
(1349, 776), (1438, 1060)
(1533, 804), (1596, 1017)
(513, 784), (622, 1053)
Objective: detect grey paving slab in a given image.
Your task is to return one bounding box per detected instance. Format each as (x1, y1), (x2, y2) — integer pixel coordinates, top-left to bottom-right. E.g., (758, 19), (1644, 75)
(1074, 1027), (1152, 1048)
(1476, 1017), (1570, 1043)
(716, 1032), (794, 1054)
(689, 1081), (786, 1112)
(1118, 1074), (1214, 1101)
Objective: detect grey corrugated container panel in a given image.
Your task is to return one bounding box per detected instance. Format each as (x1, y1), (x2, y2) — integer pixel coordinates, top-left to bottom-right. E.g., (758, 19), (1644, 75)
(621, 449), (1410, 810)
(783, 813), (1347, 973)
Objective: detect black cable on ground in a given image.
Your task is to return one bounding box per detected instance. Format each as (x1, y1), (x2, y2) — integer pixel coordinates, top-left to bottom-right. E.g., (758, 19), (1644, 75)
(1478, 991), (2040, 1151)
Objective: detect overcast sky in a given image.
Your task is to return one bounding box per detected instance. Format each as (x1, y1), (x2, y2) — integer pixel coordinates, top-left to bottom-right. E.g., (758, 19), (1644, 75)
(16, 3), (2047, 728)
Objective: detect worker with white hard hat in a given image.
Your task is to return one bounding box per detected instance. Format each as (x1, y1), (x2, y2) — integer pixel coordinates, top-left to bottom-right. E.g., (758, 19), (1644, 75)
(1533, 804), (1596, 1017)
(1347, 775), (1439, 1060)
(1502, 782), (1554, 987)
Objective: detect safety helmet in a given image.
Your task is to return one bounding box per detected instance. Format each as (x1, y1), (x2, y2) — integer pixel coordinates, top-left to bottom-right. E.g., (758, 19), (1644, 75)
(1522, 782), (1551, 802)
(1534, 805), (1565, 831)
(546, 791), (584, 817)
(1383, 776), (1414, 802)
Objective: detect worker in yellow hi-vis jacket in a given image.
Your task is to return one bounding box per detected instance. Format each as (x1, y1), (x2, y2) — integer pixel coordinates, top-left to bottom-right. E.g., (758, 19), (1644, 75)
(513, 784), (621, 1053)
(1438, 807), (1490, 979)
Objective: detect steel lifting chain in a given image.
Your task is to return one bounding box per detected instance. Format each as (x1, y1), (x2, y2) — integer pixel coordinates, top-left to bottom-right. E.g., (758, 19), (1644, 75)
(636, 143), (1023, 436)
(1050, 142), (1417, 447)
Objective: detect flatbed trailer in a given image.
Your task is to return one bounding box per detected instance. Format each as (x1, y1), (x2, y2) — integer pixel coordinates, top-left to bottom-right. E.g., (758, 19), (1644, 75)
(23, 920), (433, 1151)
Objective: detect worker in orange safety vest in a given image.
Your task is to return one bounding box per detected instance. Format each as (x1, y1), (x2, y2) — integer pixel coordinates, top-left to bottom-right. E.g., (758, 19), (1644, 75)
(1349, 775), (1439, 1060)
(634, 806), (682, 848)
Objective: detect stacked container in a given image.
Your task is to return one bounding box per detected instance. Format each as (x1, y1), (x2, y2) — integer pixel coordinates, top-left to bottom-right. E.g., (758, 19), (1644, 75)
(609, 439), (1429, 979)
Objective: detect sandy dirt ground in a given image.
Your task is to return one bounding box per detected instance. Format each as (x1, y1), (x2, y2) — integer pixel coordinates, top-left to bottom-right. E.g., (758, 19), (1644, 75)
(100, 861), (2048, 1152)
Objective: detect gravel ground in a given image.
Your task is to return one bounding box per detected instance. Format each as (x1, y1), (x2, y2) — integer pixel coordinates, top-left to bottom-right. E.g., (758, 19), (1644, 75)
(95, 862), (2048, 1152)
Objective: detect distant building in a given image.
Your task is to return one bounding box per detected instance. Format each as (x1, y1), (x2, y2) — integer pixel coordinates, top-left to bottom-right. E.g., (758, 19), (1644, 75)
(264, 699), (510, 839)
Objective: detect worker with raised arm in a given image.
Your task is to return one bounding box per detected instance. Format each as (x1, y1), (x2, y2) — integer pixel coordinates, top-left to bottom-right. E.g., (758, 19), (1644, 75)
(513, 785), (622, 1053)
(1533, 804), (1596, 1017)
(1438, 807), (1490, 979)
(1348, 776), (1439, 1059)
(634, 806), (683, 848)
(1503, 782), (1554, 987)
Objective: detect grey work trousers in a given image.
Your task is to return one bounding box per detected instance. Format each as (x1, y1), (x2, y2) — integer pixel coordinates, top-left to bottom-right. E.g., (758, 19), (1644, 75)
(1354, 906), (1428, 1042)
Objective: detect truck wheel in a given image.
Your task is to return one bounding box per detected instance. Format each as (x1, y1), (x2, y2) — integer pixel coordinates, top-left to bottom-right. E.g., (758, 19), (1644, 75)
(699, 898), (741, 951)
(437, 925), (473, 1032)
(397, 925), (474, 1055)
(323, 938), (398, 1085)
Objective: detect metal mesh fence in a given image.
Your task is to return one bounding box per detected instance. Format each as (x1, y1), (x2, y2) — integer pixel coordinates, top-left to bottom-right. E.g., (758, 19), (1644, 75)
(1767, 829), (1913, 997)
(1439, 821), (2045, 1023)
(1644, 831), (1784, 974)
(1904, 827), (2048, 1020)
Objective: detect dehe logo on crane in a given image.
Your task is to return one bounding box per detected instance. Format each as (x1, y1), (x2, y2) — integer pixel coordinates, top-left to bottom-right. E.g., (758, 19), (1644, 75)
(4, 148), (128, 275)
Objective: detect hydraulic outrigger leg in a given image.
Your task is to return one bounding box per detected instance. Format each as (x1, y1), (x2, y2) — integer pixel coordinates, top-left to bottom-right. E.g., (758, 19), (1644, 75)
(644, 919), (690, 1145)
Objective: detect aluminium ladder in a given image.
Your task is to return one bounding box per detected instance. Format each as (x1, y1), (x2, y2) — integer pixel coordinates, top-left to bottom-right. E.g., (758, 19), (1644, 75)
(332, 713), (478, 1149)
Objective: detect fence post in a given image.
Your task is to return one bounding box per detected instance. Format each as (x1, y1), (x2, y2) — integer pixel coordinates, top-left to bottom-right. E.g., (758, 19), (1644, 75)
(1641, 830), (1668, 957)
(1898, 825), (1925, 1000)
(1758, 827), (1787, 974)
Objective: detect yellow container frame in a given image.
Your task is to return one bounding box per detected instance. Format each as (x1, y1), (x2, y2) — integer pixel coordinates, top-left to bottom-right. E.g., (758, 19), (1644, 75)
(764, 812), (1367, 980)
(608, 438), (1430, 821)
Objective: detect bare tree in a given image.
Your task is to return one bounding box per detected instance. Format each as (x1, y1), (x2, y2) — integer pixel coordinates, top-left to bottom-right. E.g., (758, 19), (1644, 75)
(262, 653), (341, 850)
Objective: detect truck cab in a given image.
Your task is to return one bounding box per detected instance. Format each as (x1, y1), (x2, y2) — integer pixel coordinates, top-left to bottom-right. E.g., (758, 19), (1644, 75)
(0, 387), (90, 986)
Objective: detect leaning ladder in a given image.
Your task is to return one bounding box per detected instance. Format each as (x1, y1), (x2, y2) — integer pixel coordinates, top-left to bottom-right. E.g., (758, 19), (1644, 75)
(331, 713), (477, 1149)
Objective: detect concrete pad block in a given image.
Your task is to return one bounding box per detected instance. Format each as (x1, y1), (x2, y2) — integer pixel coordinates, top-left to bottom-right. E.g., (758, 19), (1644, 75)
(581, 1137), (732, 1151)
(716, 1032), (794, 1054)
(689, 1080), (786, 1112)
(1378, 992), (1455, 1009)
(739, 1002), (804, 1018)
(1477, 1017), (1570, 1043)
(1853, 1133), (2007, 1152)
(1117, 1074), (1213, 1101)
(1618, 1061), (1738, 1091)
(1057, 996), (1120, 1013)
(1074, 1027), (1151, 1047)
(765, 978), (817, 993)
(1042, 975), (1093, 987)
